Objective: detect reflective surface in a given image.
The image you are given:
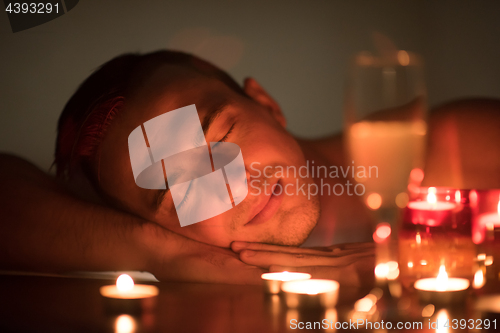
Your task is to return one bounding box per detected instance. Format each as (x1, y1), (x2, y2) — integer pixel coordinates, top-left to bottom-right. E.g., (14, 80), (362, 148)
(1, 273), (499, 332)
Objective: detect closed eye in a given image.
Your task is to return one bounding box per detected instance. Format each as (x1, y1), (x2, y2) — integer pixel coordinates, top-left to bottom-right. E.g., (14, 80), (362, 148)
(175, 180), (193, 210)
(221, 123), (235, 142)
(212, 123), (235, 149)
(175, 123), (234, 210)
(154, 122), (235, 212)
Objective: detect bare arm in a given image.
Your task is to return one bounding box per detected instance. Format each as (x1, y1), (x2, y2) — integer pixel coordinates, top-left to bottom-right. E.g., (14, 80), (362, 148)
(0, 154), (263, 283)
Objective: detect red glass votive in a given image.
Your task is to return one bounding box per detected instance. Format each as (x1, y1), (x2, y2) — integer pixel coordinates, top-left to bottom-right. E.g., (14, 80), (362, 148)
(403, 187), (471, 233)
(398, 187), (475, 288)
(470, 190), (500, 283)
(470, 189), (500, 245)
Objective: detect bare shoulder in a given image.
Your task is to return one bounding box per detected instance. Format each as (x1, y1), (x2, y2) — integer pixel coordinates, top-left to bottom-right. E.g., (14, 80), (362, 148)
(424, 98), (500, 189)
(0, 152), (46, 177)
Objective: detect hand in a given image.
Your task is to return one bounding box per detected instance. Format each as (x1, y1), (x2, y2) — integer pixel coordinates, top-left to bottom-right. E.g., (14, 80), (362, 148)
(142, 223), (265, 285)
(231, 241), (375, 287)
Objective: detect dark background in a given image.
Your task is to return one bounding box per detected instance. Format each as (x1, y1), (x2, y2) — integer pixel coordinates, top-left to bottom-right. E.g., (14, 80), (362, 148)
(1, 0), (499, 171)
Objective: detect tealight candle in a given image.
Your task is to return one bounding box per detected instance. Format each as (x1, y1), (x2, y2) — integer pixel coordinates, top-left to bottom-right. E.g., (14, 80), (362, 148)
(100, 274), (159, 314)
(406, 188), (456, 226)
(261, 271), (311, 294)
(414, 265), (469, 305)
(281, 279), (339, 309)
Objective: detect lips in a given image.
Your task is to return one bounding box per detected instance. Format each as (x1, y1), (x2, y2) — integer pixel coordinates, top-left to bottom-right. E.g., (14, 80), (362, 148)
(245, 179), (284, 226)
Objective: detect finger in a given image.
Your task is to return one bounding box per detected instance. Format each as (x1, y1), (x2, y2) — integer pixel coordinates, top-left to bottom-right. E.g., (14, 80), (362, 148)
(232, 242), (307, 254)
(240, 249), (373, 268)
(328, 248), (375, 257)
(232, 241), (341, 255)
(329, 242), (375, 251)
(232, 241), (375, 257)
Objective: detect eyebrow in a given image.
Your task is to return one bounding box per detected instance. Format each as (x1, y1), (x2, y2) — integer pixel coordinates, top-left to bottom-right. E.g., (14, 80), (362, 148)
(201, 100), (232, 135)
(151, 100), (232, 212)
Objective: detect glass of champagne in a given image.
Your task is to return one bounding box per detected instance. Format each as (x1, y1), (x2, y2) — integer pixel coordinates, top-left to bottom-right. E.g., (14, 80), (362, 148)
(344, 50), (428, 282)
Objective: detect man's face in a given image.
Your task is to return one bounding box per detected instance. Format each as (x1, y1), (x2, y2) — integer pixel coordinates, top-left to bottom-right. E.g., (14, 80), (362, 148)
(98, 64), (319, 247)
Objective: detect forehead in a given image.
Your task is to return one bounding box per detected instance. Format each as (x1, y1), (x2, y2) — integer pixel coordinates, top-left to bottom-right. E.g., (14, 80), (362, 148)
(97, 64), (239, 212)
(124, 64), (233, 125)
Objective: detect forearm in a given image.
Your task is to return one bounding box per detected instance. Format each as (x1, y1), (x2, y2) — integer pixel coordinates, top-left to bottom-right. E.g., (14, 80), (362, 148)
(0, 154), (151, 273)
(0, 154), (264, 284)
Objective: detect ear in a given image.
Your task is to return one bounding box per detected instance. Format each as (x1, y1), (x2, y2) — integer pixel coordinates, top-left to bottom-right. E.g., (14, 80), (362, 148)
(243, 77), (286, 128)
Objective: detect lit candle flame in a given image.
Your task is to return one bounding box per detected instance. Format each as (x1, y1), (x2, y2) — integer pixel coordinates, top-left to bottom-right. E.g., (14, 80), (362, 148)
(455, 190), (461, 203)
(473, 269), (485, 289)
(497, 198), (500, 216)
(116, 274), (134, 292)
(436, 265), (448, 292)
(427, 187), (437, 205)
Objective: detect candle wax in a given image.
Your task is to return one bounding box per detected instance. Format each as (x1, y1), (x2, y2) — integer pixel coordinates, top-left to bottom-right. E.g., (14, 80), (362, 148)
(407, 201), (456, 211)
(100, 285), (159, 299)
(405, 200), (456, 227)
(414, 277), (470, 292)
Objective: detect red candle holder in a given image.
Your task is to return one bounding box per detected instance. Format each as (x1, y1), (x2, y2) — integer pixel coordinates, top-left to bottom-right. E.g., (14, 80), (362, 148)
(470, 189), (500, 284)
(398, 187), (475, 288)
(470, 189), (500, 245)
(403, 187), (471, 232)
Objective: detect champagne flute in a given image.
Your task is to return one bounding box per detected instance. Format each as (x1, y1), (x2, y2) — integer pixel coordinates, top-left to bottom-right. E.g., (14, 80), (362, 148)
(344, 50), (428, 280)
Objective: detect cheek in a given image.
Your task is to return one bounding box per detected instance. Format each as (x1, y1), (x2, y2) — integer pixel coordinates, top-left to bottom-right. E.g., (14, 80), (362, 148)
(244, 123), (303, 165)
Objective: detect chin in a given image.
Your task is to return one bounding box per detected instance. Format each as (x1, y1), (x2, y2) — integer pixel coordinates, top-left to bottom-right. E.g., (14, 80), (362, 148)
(252, 197), (320, 246)
(276, 212), (319, 246)
(173, 194), (320, 248)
